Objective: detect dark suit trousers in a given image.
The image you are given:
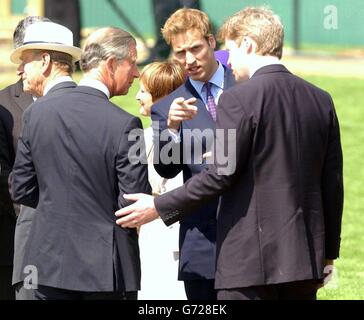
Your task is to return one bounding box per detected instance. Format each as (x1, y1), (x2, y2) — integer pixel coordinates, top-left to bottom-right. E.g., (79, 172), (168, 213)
(0, 266), (15, 300)
(34, 285), (138, 300)
(184, 279), (217, 300)
(217, 279), (320, 300)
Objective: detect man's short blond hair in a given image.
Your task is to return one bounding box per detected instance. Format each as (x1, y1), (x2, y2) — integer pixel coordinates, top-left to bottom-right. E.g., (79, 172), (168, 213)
(140, 61), (185, 102)
(162, 8), (213, 45)
(218, 6), (284, 59)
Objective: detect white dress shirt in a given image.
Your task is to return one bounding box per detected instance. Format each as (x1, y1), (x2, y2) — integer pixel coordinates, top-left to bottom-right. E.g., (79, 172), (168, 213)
(78, 78), (110, 99)
(249, 56), (282, 78)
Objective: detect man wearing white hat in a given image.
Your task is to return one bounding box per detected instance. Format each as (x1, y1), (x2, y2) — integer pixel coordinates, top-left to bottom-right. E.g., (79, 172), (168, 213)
(0, 16), (55, 301)
(7, 20), (81, 300)
(11, 21), (81, 98)
(1, 16), (50, 301)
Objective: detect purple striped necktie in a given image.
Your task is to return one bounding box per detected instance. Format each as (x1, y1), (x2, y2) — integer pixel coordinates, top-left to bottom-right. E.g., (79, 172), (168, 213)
(205, 82), (217, 122)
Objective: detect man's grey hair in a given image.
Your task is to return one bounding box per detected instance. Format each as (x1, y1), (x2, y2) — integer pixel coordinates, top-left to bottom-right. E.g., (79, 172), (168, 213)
(80, 27), (136, 73)
(13, 16), (51, 49)
(31, 49), (74, 75)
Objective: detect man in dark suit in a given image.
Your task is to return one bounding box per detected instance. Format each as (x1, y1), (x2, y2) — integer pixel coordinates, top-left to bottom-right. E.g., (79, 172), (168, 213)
(0, 16), (49, 300)
(0, 82), (32, 301)
(116, 7), (344, 300)
(150, 8), (236, 300)
(8, 19), (81, 300)
(10, 26), (151, 300)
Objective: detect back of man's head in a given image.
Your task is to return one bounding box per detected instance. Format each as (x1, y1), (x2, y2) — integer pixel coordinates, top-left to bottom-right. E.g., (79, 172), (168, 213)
(218, 6), (284, 59)
(13, 16), (51, 49)
(80, 27), (136, 73)
(162, 8), (213, 45)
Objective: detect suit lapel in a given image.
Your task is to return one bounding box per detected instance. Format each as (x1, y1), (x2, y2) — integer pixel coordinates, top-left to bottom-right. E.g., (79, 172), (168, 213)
(182, 68), (236, 132)
(179, 79), (215, 157)
(183, 79), (215, 131)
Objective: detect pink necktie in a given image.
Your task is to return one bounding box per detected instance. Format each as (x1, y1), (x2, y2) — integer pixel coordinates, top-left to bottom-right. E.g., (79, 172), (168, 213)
(205, 82), (217, 122)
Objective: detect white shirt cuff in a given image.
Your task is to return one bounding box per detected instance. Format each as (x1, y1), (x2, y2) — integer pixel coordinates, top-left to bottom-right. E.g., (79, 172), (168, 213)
(167, 128), (181, 143)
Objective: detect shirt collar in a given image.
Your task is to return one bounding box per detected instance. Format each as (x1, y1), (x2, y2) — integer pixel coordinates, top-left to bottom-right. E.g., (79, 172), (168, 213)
(249, 56), (282, 78)
(78, 78), (111, 99)
(43, 76), (74, 96)
(189, 62), (225, 96)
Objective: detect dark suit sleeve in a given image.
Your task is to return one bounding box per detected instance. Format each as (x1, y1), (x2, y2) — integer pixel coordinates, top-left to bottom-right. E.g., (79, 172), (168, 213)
(155, 90), (255, 225)
(151, 102), (184, 179)
(0, 118), (16, 217)
(9, 108), (39, 208)
(0, 117), (11, 174)
(322, 98), (344, 259)
(116, 117), (152, 208)
(0, 117), (10, 176)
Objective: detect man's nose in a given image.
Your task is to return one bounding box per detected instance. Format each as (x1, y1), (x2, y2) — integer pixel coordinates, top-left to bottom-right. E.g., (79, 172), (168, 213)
(185, 51), (196, 65)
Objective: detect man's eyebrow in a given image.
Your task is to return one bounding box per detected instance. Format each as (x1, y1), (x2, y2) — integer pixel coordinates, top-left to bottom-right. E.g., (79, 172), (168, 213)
(174, 48), (185, 53)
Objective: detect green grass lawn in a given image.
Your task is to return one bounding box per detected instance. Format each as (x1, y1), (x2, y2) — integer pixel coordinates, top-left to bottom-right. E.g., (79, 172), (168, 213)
(1, 71), (362, 300)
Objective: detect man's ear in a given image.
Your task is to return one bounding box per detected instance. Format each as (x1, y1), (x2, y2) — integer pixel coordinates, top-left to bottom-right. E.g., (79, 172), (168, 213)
(41, 53), (52, 74)
(105, 56), (117, 76)
(208, 35), (216, 50)
(242, 36), (256, 54)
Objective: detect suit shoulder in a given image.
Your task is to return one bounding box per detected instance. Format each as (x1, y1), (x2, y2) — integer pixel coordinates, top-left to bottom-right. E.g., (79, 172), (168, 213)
(222, 78), (254, 98)
(227, 70), (331, 98)
(292, 74), (332, 99)
(0, 82), (18, 99)
(109, 100), (137, 118)
(105, 101), (143, 128)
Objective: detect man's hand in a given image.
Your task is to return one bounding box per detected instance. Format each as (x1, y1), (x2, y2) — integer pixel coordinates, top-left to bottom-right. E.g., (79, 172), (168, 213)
(115, 194), (159, 228)
(167, 97), (198, 131)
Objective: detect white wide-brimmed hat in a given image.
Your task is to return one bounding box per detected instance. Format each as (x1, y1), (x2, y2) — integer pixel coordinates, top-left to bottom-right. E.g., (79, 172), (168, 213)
(10, 21), (82, 64)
